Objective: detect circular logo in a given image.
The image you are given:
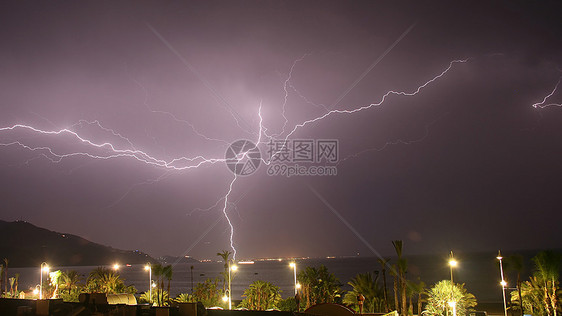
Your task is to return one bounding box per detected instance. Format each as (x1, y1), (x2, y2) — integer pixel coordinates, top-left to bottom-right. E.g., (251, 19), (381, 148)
(225, 140), (261, 176)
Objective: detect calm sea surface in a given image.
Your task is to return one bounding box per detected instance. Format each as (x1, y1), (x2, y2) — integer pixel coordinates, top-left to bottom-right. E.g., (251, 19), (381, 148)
(10, 254), (532, 304)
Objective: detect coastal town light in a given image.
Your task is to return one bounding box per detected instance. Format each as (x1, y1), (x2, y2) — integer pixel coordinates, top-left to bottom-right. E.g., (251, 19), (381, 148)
(39, 262), (49, 300)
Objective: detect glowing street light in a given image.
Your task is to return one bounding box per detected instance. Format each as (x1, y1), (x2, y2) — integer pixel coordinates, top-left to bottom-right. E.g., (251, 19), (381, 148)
(39, 262), (49, 300)
(497, 251), (508, 316)
(228, 261), (238, 309)
(289, 262), (298, 296)
(448, 252), (457, 316)
(145, 264), (152, 304)
(113, 263), (120, 270)
(448, 301), (457, 316)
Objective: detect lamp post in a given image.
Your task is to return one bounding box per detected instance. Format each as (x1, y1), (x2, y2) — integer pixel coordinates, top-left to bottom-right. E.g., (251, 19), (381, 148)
(448, 252), (458, 316)
(228, 260), (238, 309)
(39, 262), (49, 300)
(497, 251), (508, 316)
(144, 264), (152, 304)
(289, 262), (299, 296)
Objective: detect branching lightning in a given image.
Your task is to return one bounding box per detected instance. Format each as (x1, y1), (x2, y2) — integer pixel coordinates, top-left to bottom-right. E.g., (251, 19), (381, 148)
(532, 77), (562, 109)
(1, 55), (559, 258)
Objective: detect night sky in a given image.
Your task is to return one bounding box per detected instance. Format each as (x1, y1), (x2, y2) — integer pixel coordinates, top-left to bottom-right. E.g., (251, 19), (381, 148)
(1, 1), (561, 260)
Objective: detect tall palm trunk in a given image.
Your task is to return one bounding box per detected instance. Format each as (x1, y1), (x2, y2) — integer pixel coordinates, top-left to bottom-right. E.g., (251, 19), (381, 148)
(401, 275), (407, 316)
(167, 279), (171, 305)
(379, 258), (390, 312)
(408, 292), (413, 316)
(550, 277), (557, 316)
(417, 292), (423, 316)
(393, 274), (400, 314)
(517, 271), (523, 316)
(382, 269), (389, 312)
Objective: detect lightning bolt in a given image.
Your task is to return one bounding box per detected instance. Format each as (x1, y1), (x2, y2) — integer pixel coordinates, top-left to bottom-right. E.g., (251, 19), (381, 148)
(2, 55), (560, 259)
(532, 77), (562, 109)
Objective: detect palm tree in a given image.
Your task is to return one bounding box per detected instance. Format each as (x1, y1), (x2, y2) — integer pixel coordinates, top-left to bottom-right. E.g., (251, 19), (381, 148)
(14, 273), (19, 296)
(297, 265), (341, 309)
(151, 263), (164, 306)
(424, 280), (476, 316)
(531, 251), (560, 316)
(9, 277), (15, 297)
(216, 250), (232, 292)
(506, 254), (525, 316)
(192, 278), (223, 307)
(240, 280), (282, 310)
(173, 293), (193, 303)
(163, 265), (173, 305)
(190, 265), (194, 294)
(343, 272), (385, 313)
(410, 279), (426, 316)
(61, 270), (81, 295)
(378, 258), (391, 312)
(87, 267), (123, 294)
(391, 263), (400, 314)
(392, 240), (408, 316)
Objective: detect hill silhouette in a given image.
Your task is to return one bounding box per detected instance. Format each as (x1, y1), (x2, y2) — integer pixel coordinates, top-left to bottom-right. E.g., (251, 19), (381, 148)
(0, 220), (154, 267)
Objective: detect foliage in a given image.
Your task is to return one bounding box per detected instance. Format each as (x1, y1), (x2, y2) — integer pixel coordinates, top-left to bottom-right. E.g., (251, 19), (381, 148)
(278, 297), (298, 312)
(85, 267), (131, 294)
(217, 250), (232, 292)
(239, 280), (282, 310)
(411, 279), (427, 316)
(173, 293), (195, 303)
(510, 251), (561, 316)
(393, 240), (408, 316)
(343, 272), (386, 313)
(59, 288), (81, 302)
(298, 265), (341, 309)
(60, 270), (81, 295)
(49, 270), (63, 298)
(378, 258), (391, 312)
(138, 290), (169, 305)
(192, 277), (225, 308)
(150, 263), (173, 306)
(423, 280), (476, 316)
(505, 254), (525, 316)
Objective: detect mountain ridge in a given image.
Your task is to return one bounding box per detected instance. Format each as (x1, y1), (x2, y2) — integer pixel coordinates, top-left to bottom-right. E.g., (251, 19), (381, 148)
(0, 220), (155, 267)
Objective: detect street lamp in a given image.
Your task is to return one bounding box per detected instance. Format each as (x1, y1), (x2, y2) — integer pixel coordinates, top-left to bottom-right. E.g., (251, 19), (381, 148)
(145, 264), (152, 304)
(289, 262), (299, 296)
(39, 262), (49, 300)
(228, 260), (238, 309)
(113, 263), (120, 270)
(497, 251), (508, 316)
(448, 252), (457, 316)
